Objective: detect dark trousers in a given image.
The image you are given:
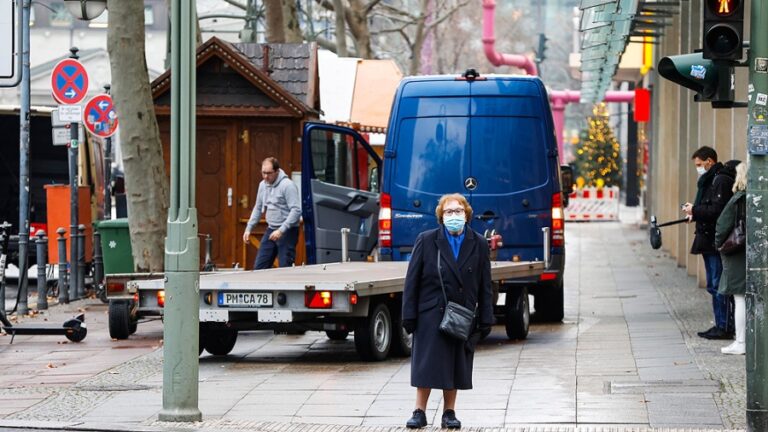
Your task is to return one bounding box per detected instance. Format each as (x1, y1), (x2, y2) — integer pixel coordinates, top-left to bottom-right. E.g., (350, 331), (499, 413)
(254, 226), (299, 269)
(702, 252), (733, 332)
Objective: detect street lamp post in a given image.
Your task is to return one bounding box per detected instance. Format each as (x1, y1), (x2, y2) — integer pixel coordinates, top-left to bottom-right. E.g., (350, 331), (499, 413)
(17, 0), (31, 316)
(158, 0), (201, 422)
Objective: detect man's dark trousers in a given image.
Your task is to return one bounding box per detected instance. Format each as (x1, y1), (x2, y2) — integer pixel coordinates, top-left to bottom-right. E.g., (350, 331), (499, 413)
(254, 227), (299, 269)
(702, 252), (733, 332)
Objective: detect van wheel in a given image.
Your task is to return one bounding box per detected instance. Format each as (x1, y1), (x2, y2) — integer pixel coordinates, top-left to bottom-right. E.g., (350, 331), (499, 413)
(505, 286), (529, 340)
(389, 318), (412, 357)
(108, 300), (131, 340)
(534, 281), (564, 322)
(203, 328), (238, 356)
(354, 302), (392, 361)
(326, 330), (349, 340)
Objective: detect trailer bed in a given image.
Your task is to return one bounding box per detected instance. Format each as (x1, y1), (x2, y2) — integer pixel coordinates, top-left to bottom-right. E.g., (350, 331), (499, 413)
(131, 260), (544, 296)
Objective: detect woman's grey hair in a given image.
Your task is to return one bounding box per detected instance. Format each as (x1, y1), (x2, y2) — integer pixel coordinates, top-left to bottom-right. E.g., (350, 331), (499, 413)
(734, 162), (747, 192)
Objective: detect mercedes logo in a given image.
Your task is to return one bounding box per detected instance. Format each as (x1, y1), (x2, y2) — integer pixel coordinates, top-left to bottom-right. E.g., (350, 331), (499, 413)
(464, 177), (478, 191)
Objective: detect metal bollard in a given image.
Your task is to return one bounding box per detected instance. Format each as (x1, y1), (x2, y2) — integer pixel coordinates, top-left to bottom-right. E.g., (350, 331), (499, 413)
(77, 224), (86, 298)
(340, 228), (350, 262)
(35, 230), (48, 310)
(57, 227), (69, 304)
(93, 230), (103, 296)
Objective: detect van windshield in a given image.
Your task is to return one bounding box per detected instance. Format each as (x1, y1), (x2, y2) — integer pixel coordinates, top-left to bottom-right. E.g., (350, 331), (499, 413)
(393, 117), (469, 196)
(470, 115), (548, 194)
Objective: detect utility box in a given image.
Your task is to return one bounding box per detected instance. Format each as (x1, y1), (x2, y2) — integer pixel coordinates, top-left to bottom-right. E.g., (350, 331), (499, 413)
(44, 184), (92, 264)
(94, 218), (134, 274)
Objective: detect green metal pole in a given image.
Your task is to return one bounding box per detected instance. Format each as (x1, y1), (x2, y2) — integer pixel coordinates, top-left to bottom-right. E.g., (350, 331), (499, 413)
(747, 1), (768, 429)
(158, 0), (201, 422)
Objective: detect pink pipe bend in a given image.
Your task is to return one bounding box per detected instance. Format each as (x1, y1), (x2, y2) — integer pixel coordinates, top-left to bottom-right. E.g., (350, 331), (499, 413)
(482, 0), (537, 76)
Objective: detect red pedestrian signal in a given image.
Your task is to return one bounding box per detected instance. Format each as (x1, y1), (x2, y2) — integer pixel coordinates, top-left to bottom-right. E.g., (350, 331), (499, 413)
(703, 0), (743, 60)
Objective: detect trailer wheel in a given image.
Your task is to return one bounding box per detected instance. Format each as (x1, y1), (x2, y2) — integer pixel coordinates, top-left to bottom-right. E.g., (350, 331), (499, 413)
(108, 300), (131, 340)
(129, 321), (138, 335)
(354, 302), (392, 361)
(505, 286), (529, 340)
(534, 280), (564, 322)
(389, 319), (412, 357)
(204, 329), (238, 356)
(325, 330), (349, 340)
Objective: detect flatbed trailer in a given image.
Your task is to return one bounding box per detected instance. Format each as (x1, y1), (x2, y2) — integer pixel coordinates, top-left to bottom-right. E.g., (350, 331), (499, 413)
(121, 260), (543, 361)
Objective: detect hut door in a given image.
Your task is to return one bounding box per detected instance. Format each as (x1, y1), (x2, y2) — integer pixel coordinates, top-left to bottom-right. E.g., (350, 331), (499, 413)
(197, 122), (236, 268)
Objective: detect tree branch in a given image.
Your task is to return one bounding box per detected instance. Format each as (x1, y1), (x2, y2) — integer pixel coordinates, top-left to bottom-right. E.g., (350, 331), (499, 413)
(221, 0), (247, 10)
(375, 2), (418, 20)
(364, 0), (383, 14)
(425, 0), (470, 31)
(315, 0), (336, 12)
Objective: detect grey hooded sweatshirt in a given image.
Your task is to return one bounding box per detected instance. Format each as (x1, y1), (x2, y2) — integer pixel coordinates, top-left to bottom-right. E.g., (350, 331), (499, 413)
(245, 169), (301, 234)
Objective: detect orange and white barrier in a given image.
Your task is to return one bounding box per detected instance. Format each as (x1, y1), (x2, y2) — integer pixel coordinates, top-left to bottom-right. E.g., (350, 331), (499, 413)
(566, 186), (620, 221)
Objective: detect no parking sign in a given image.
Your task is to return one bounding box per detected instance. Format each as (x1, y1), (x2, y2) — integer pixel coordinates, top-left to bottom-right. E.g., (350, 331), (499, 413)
(51, 58), (88, 105)
(83, 94), (118, 138)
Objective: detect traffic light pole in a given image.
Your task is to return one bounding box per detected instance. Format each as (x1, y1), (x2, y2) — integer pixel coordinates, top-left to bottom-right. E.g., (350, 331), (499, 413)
(158, 0), (201, 422)
(747, 1), (768, 430)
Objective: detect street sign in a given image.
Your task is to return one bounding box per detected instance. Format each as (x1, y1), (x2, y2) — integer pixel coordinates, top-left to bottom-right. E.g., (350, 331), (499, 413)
(57, 105), (82, 122)
(51, 123), (84, 146)
(0, 0), (20, 87)
(82, 94), (118, 138)
(51, 58), (89, 105)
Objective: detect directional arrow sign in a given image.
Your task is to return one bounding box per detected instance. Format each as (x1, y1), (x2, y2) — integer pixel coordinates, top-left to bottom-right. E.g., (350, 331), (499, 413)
(51, 58), (89, 105)
(83, 94), (118, 138)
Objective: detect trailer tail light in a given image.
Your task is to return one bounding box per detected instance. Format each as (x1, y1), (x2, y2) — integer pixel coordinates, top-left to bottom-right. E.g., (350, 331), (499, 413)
(107, 281), (125, 293)
(350, 293), (359, 305)
(551, 193), (564, 247)
(378, 193), (392, 247)
(157, 290), (166, 308)
(305, 291), (332, 309)
(540, 272), (558, 281)
(133, 293), (139, 303)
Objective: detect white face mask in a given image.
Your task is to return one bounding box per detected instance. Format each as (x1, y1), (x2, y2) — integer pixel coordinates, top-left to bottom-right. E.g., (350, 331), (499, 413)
(696, 166), (707, 176)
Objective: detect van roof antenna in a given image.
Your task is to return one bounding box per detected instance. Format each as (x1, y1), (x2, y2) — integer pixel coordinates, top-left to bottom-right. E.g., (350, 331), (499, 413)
(462, 69), (480, 81)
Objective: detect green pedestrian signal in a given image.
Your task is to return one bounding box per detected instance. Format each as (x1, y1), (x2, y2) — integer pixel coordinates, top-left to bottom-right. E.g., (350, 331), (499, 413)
(657, 52), (735, 107)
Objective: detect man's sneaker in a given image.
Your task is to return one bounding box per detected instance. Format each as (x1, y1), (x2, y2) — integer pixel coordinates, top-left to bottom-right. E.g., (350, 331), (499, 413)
(722, 341), (746, 355)
(701, 327), (734, 340)
(697, 326), (718, 338)
(441, 409), (462, 429)
(406, 409), (427, 429)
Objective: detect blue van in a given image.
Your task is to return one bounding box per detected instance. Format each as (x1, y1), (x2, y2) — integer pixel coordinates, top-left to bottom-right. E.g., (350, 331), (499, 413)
(300, 70), (570, 341)
(377, 70), (568, 338)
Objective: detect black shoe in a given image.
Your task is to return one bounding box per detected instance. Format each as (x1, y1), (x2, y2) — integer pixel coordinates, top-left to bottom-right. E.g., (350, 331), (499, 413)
(441, 409), (462, 429)
(700, 327), (734, 340)
(406, 409), (427, 429)
(697, 326), (718, 338)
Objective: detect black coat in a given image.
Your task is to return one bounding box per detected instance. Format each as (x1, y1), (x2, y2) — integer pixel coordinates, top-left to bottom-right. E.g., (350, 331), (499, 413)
(691, 162), (735, 254)
(402, 226), (493, 390)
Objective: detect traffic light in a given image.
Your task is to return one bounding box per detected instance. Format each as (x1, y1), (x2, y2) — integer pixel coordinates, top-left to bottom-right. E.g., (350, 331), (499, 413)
(536, 33), (547, 64)
(703, 0), (744, 60)
(657, 52), (734, 106)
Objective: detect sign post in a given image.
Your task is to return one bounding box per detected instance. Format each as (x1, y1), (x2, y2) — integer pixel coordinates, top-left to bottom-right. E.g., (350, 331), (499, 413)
(51, 49), (88, 300)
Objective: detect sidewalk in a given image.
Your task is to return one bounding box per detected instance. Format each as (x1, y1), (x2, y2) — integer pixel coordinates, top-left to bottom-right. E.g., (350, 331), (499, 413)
(0, 213), (747, 432)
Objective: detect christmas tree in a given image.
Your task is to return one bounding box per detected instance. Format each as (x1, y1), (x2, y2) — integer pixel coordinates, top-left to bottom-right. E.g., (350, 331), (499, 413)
(573, 103), (622, 188)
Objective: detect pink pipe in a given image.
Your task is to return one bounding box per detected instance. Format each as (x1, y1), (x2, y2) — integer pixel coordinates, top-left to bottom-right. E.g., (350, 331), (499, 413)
(482, 0), (537, 76)
(548, 90), (636, 163)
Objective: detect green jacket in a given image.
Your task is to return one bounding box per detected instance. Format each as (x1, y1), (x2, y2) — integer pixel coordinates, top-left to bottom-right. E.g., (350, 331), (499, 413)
(715, 190), (746, 296)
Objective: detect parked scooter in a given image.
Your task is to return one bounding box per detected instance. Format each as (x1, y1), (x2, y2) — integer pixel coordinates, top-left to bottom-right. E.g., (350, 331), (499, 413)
(0, 222), (87, 344)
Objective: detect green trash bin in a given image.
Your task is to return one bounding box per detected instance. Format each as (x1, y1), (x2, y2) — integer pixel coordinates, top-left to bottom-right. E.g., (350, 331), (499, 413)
(94, 218), (134, 274)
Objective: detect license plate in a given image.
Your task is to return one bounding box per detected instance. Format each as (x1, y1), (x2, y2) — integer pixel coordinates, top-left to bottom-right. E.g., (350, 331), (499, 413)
(218, 292), (273, 307)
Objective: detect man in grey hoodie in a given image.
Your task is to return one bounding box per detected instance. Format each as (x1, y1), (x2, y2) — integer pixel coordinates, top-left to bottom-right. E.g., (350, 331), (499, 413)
(242, 157), (301, 269)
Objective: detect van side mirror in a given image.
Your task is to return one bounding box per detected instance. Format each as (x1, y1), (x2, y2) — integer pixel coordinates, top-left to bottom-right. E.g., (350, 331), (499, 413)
(560, 165), (574, 207)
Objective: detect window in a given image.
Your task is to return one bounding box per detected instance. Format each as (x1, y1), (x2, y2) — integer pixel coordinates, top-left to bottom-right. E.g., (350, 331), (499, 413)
(144, 6), (154, 26)
(310, 129), (378, 192)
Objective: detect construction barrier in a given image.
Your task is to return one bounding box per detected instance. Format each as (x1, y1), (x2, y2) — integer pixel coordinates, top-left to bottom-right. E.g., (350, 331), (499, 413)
(566, 186), (620, 221)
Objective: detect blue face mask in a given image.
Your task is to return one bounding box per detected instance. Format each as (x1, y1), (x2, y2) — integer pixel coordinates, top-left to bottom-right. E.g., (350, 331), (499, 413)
(443, 215), (465, 233)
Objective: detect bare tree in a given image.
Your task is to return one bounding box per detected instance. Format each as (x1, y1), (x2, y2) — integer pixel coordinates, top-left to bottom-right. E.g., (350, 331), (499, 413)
(107, 0), (168, 272)
(283, 0), (304, 42)
(315, 0), (377, 58)
(333, 0), (348, 56)
(264, 0), (287, 42)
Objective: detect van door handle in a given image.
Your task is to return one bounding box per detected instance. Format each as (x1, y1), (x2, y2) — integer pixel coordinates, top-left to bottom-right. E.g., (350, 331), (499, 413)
(345, 194), (369, 212)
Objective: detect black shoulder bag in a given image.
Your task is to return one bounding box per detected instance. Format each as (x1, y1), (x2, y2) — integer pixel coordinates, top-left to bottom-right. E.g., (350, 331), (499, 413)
(437, 252), (476, 341)
(719, 195), (746, 256)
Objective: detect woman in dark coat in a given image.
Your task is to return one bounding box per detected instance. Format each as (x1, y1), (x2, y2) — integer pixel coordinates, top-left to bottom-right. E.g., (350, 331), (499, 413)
(401, 193), (494, 429)
(716, 162), (747, 355)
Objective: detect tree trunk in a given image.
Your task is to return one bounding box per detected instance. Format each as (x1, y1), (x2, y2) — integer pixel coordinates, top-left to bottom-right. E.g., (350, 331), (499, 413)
(409, 3), (428, 75)
(333, 0), (348, 56)
(282, 0), (303, 43)
(107, 0), (168, 272)
(346, 0), (373, 58)
(264, 0), (286, 43)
